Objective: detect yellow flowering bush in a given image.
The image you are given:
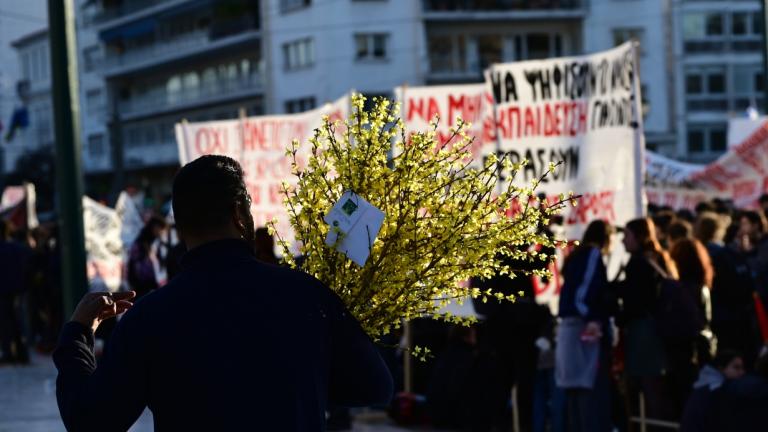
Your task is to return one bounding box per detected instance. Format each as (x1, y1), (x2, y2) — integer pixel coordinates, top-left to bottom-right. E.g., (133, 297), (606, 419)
(270, 94), (571, 340)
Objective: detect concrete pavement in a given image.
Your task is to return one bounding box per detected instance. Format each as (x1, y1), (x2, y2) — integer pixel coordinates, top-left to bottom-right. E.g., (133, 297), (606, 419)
(0, 353), (411, 432)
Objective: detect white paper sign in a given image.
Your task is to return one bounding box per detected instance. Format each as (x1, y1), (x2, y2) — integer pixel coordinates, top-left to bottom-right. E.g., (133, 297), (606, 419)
(324, 191), (385, 266)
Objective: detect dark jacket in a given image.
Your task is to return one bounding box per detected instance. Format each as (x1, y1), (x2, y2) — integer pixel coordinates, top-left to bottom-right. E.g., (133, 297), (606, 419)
(618, 253), (665, 323)
(559, 246), (608, 323)
(54, 239), (393, 431)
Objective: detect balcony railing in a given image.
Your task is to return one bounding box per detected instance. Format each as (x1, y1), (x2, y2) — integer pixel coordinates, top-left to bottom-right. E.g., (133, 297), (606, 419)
(99, 28), (260, 76)
(119, 73), (264, 117)
(423, 0), (581, 11)
(684, 38), (762, 54)
(100, 30), (209, 71)
(92, 0), (170, 25)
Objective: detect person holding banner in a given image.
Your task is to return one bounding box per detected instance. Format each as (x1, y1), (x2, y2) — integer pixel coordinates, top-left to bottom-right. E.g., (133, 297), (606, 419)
(54, 155), (393, 431)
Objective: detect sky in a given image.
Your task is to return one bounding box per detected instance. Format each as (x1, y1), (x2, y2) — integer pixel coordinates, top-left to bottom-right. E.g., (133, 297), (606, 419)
(0, 0), (47, 132)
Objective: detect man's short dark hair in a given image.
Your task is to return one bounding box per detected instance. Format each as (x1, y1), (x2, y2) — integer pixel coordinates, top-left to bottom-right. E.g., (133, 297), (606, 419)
(172, 155), (250, 236)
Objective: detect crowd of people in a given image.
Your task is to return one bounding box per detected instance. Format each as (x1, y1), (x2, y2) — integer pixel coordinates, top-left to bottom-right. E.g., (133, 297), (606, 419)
(406, 196), (768, 432)
(4, 190), (768, 431)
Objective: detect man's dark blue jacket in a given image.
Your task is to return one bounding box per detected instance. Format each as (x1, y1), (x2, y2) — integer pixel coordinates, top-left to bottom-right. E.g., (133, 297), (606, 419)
(54, 239), (393, 431)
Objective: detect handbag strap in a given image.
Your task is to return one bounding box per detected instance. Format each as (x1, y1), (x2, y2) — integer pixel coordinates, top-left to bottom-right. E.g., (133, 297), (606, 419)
(645, 254), (669, 280)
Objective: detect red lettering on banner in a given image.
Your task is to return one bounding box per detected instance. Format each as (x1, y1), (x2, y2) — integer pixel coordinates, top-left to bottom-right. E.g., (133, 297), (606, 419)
(663, 192), (678, 208)
(733, 180), (758, 201)
(495, 102), (589, 140)
(247, 183), (261, 205)
(734, 122), (768, 175)
(195, 127), (228, 155)
(406, 97), (441, 123)
(448, 94), (483, 124)
(566, 190), (616, 225)
(268, 183), (284, 204)
(646, 191), (659, 205)
(242, 120), (307, 152)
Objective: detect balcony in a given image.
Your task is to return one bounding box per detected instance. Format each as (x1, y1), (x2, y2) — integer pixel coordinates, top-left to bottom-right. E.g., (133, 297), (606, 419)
(92, 0), (193, 29)
(118, 73), (264, 121)
(422, 0), (584, 20)
(99, 29), (260, 78)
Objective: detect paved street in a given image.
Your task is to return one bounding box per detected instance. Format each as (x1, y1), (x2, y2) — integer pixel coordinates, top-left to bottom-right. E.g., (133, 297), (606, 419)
(0, 353), (410, 432)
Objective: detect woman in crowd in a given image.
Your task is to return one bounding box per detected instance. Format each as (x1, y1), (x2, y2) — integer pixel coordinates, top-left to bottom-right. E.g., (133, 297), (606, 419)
(127, 216), (168, 300)
(668, 238), (713, 418)
(619, 217), (679, 421)
(556, 220), (614, 431)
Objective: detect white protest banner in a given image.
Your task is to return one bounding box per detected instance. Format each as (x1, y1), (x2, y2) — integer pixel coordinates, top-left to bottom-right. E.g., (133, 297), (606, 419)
(645, 151), (704, 188)
(83, 197), (123, 292)
(115, 191), (144, 252)
(687, 120), (768, 209)
(395, 83), (494, 164)
(645, 186), (717, 211)
(176, 95), (350, 250)
(485, 42), (644, 239)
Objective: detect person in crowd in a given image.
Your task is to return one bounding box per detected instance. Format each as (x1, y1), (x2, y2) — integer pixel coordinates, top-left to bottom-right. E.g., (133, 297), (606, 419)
(556, 220), (614, 432)
(0, 220), (32, 364)
(127, 215), (168, 300)
(618, 217), (679, 422)
(695, 212), (757, 366)
(758, 194), (768, 219)
(675, 209), (696, 224)
(54, 155), (393, 431)
(736, 210), (768, 299)
(667, 220), (693, 249)
(254, 227), (279, 265)
(472, 241), (551, 432)
(652, 209), (677, 249)
(667, 238), (712, 416)
(679, 350), (745, 432)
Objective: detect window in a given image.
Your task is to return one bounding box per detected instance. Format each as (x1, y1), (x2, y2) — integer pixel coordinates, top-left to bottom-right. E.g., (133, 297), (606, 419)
(732, 65), (764, 111)
(685, 67), (728, 111)
(514, 33), (565, 61)
(525, 34), (550, 60)
(685, 12), (761, 53)
(705, 14), (723, 36)
(85, 89), (104, 115)
(733, 13), (748, 35)
(710, 129), (726, 152)
(477, 35), (502, 69)
(686, 75), (702, 94)
(687, 124), (727, 155)
(612, 28), (644, 51)
(427, 34), (466, 74)
(354, 34), (389, 60)
(687, 130), (704, 153)
(283, 38), (315, 70)
(281, 0), (310, 13)
(88, 134), (105, 157)
(285, 96), (316, 113)
(707, 73), (725, 93)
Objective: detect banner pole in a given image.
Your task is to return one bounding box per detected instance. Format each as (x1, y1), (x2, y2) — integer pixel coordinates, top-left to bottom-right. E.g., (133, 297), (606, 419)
(631, 41), (647, 218)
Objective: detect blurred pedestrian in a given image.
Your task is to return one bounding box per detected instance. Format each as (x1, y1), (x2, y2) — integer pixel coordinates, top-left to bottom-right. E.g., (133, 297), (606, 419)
(618, 217), (678, 422)
(696, 212), (757, 365)
(679, 350), (745, 432)
(0, 220), (32, 364)
(668, 238), (712, 416)
(127, 215), (168, 300)
(556, 220), (614, 432)
(54, 155), (393, 431)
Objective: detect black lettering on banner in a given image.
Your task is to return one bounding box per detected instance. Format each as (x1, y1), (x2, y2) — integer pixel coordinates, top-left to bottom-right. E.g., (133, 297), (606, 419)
(494, 146), (581, 184)
(491, 71), (518, 104)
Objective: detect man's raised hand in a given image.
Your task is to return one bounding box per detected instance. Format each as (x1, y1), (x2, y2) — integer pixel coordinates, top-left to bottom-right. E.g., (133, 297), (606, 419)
(71, 291), (136, 332)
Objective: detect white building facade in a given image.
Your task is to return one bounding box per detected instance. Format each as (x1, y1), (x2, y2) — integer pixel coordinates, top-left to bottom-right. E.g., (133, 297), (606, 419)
(263, 0), (426, 112)
(6, 30), (54, 173)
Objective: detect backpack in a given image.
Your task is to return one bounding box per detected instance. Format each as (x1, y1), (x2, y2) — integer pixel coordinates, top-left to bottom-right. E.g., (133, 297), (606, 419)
(647, 258), (704, 342)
